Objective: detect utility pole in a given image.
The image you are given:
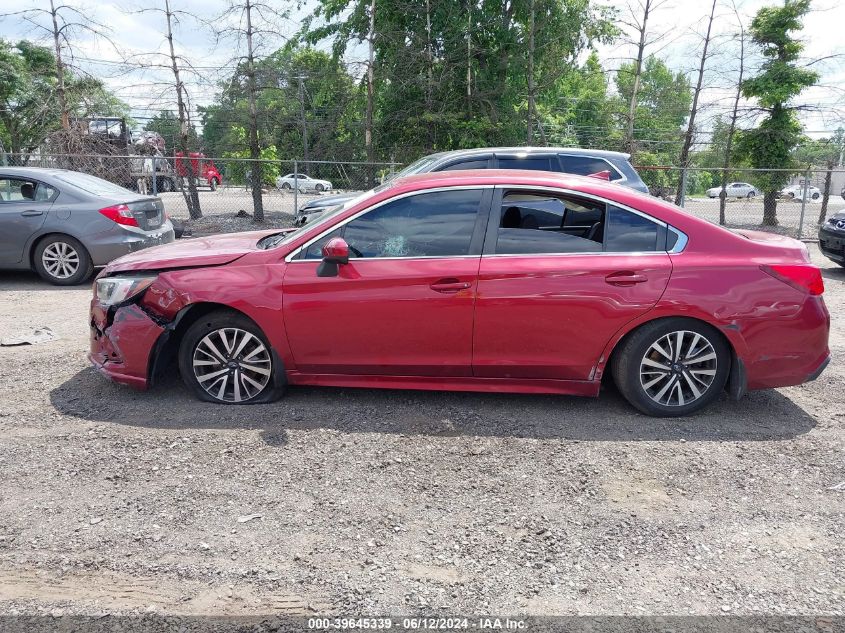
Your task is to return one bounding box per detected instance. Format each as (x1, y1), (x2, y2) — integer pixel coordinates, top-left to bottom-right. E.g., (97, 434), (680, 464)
(296, 74), (309, 172)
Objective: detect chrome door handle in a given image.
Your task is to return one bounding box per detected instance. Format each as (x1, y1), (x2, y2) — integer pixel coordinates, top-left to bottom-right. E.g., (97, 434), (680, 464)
(605, 272), (648, 286)
(430, 278), (472, 293)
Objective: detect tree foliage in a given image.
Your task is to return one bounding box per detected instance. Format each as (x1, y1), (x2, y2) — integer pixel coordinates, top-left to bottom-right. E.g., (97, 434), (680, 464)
(200, 46), (361, 162)
(0, 39), (127, 155)
(737, 0), (818, 225)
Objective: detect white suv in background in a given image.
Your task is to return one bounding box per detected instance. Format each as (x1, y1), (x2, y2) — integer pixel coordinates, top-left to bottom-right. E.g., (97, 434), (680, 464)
(294, 147), (649, 225)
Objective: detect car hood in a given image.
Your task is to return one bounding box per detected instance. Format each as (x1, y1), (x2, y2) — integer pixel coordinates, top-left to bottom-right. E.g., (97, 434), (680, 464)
(105, 229), (289, 273)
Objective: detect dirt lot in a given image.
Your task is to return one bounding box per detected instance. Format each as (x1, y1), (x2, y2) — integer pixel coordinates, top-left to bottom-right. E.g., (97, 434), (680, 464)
(0, 245), (842, 618)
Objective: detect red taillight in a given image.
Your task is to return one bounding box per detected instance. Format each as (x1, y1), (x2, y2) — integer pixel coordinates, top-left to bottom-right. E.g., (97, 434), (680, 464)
(761, 264), (824, 295)
(99, 204), (138, 227)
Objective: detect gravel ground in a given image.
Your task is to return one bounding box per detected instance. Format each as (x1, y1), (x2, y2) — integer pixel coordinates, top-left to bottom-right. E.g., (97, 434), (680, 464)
(0, 245), (842, 618)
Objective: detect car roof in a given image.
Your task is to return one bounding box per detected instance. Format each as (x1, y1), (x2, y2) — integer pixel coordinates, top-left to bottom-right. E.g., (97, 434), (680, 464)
(392, 168), (621, 191)
(420, 146), (631, 161)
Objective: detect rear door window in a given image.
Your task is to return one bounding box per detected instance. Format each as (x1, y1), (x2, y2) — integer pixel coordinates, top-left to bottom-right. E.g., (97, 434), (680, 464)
(440, 157), (491, 171)
(496, 156), (554, 172)
(557, 155), (623, 181)
(0, 178), (56, 203)
(604, 205), (661, 251)
(491, 190), (664, 255)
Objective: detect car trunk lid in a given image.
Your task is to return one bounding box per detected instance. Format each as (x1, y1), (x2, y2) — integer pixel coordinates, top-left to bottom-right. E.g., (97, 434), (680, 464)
(732, 229), (811, 263)
(125, 197), (165, 231)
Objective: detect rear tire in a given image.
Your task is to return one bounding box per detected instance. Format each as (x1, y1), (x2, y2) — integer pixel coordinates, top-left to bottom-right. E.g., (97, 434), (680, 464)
(282, 182), (291, 191)
(746, 191), (755, 198)
(178, 310), (285, 404)
(33, 235), (94, 286)
(611, 318), (730, 417)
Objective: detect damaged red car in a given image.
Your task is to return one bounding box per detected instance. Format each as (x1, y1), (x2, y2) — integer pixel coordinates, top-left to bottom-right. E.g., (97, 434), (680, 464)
(89, 170), (830, 416)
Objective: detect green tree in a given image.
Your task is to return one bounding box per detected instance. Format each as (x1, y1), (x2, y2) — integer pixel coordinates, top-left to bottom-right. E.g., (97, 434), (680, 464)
(201, 46), (361, 163)
(0, 39), (127, 156)
(614, 56), (692, 183)
(737, 0), (818, 226)
(143, 110), (187, 153)
(542, 51), (615, 148)
(301, 0), (615, 161)
(793, 130), (844, 224)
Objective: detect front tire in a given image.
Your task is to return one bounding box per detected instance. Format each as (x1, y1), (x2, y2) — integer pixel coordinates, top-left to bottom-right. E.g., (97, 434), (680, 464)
(33, 235), (94, 285)
(281, 182), (291, 191)
(178, 310), (285, 404)
(611, 318), (730, 417)
(746, 191), (756, 198)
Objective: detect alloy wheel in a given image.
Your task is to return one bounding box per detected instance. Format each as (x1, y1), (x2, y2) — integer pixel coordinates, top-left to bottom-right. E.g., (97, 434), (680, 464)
(192, 327), (272, 403)
(41, 241), (80, 280)
(639, 330), (717, 407)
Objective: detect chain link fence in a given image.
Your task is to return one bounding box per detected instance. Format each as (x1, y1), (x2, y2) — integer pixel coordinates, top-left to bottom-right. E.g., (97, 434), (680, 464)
(4, 152), (844, 239)
(1, 152), (400, 230)
(640, 166), (845, 239)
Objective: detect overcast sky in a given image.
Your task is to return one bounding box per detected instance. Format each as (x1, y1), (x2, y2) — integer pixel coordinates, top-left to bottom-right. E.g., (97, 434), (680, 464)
(1, 0), (843, 144)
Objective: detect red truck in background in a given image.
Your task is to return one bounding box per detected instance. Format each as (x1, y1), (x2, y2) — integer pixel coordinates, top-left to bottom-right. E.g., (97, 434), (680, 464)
(175, 152), (222, 191)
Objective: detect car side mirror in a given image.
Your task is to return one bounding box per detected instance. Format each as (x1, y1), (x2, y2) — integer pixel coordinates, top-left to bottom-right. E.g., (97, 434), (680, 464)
(317, 237), (349, 277)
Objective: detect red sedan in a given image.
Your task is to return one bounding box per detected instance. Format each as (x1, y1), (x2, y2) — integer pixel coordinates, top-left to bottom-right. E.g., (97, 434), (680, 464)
(89, 170), (830, 416)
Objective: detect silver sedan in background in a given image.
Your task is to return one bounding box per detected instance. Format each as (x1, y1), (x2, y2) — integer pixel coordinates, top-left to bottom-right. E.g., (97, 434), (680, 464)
(706, 182), (761, 198)
(0, 167), (175, 285)
(275, 173), (333, 193)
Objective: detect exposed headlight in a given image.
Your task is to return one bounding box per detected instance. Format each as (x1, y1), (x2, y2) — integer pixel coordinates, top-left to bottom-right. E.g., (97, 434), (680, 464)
(95, 275), (157, 306)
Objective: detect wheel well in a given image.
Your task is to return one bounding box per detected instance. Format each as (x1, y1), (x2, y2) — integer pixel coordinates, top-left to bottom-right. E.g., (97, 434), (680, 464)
(604, 316), (740, 392)
(148, 302), (254, 385)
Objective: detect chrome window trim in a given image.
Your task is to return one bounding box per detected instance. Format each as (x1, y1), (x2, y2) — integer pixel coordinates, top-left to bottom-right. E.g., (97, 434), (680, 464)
(285, 185), (494, 263)
(556, 153), (626, 182)
(482, 251), (664, 259)
(285, 182), (689, 263)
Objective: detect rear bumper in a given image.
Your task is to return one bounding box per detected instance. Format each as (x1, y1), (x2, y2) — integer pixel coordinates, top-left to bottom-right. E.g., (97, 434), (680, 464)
(89, 301), (165, 389)
(88, 222), (176, 266)
(744, 296), (831, 390)
(807, 354), (831, 382)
